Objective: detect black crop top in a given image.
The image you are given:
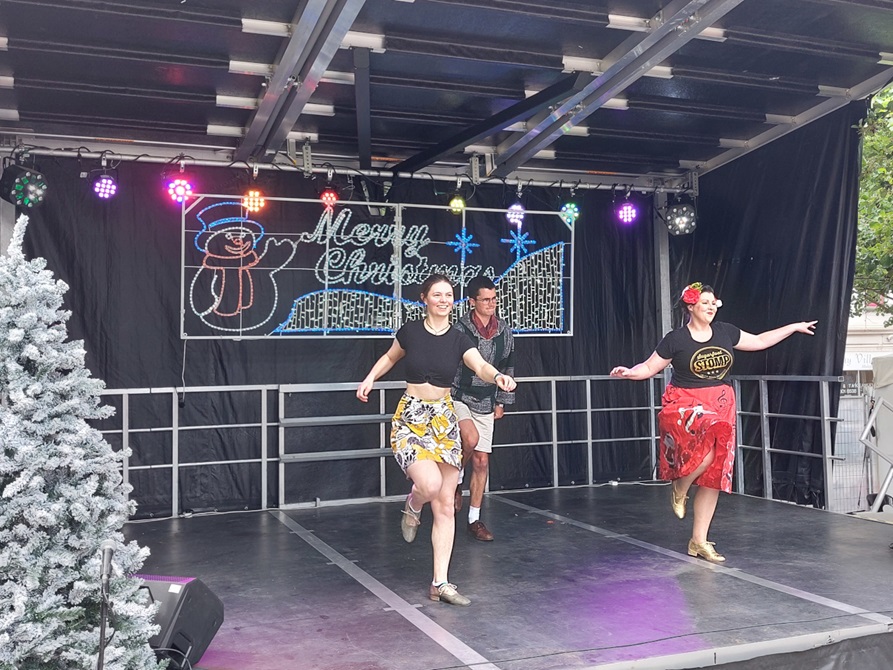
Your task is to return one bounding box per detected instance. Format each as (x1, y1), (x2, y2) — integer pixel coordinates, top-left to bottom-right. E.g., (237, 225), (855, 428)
(395, 319), (475, 388)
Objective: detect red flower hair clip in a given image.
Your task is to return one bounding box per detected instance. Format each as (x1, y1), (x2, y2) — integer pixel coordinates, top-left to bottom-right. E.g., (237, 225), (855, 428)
(681, 282), (722, 308)
(681, 282), (702, 305)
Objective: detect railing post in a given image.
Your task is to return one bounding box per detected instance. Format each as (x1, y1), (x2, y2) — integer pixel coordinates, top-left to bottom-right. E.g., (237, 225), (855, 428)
(820, 380), (835, 511)
(261, 389), (268, 510)
(551, 379), (559, 488)
(586, 379), (594, 485)
(171, 391), (179, 517)
(278, 387), (286, 509)
(379, 386), (387, 497)
(733, 379), (744, 494)
(121, 392), (130, 495)
(648, 378), (657, 478)
(760, 379), (773, 500)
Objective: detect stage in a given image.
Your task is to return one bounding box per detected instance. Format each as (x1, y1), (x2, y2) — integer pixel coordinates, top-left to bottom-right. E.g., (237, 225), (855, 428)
(125, 484), (893, 670)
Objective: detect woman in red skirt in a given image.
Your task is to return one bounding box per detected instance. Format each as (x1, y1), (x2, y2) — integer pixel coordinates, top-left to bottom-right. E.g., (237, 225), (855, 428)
(610, 282), (816, 562)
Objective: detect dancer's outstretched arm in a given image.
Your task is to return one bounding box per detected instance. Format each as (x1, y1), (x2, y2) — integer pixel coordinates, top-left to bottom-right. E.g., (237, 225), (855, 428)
(735, 321), (817, 352)
(610, 351), (671, 381)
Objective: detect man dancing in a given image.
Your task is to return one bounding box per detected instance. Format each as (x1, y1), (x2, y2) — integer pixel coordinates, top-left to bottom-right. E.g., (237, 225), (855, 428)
(452, 276), (515, 541)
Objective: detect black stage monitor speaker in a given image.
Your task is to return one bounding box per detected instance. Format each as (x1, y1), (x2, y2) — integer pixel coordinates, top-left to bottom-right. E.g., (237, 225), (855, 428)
(138, 574), (225, 669)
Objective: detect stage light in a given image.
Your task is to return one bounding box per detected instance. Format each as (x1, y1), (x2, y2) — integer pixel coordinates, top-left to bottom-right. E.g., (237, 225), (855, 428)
(449, 194), (465, 215)
(93, 174), (118, 199)
(242, 189), (265, 213)
(449, 176), (465, 215)
(560, 202), (580, 225)
(666, 202), (697, 236)
(320, 186), (338, 210)
(167, 177), (194, 204)
(0, 163), (47, 208)
(506, 202), (525, 227)
(616, 200), (638, 224)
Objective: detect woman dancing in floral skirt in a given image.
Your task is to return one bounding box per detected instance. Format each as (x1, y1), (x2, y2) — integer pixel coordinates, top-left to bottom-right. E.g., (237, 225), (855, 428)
(357, 274), (516, 604)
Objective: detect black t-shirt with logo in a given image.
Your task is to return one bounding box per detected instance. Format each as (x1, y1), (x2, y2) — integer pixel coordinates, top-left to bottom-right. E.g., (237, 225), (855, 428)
(655, 322), (742, 388)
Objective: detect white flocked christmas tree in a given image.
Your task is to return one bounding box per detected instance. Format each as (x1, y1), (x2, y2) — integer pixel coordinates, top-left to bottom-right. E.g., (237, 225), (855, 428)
(0, 215), (162, 670)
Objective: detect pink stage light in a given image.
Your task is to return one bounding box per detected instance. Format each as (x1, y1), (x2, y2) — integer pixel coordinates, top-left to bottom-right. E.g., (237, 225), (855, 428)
(168, 178), (194, 204)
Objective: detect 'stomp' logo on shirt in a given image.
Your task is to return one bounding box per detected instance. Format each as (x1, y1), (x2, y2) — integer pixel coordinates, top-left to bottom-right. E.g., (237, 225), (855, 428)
(690, 347), (733, 380)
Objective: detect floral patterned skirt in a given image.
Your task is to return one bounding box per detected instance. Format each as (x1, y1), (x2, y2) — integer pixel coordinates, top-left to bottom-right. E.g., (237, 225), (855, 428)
(390, 393), (462, 473)
(658, 384), (736, 493)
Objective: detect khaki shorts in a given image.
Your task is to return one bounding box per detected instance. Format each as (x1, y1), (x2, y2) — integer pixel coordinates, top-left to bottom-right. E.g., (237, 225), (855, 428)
(453, 400), (495, 453)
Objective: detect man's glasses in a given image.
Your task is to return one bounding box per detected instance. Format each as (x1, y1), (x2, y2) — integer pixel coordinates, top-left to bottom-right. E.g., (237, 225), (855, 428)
(473, 297), (497, 304)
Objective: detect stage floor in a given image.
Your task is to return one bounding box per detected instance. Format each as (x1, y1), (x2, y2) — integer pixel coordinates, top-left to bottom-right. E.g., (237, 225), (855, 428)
(124, 484), (893, 670)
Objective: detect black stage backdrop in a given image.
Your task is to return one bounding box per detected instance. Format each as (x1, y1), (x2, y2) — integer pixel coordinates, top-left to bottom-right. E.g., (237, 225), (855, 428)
(21, 103), (860, 515)
(670, 102), (865, 506)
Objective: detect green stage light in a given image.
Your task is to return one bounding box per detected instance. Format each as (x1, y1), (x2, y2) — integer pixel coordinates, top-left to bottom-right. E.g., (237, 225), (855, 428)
(560, 202), (580, 225)
(449, 194), (465, 214)
(666, 202), (697, 236)
(0, 164), (47, 208)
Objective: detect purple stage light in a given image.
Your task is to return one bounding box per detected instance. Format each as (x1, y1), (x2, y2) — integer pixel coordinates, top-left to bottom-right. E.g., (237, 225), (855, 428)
(93, 174), (117, 199)
(616, 201), (637, 224)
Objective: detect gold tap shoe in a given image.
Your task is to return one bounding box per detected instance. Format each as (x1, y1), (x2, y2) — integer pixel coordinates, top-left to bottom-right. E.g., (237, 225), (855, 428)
(401, 495), (421, 543)
(671, 483), (689, 519)
(687, 539), (725, 563)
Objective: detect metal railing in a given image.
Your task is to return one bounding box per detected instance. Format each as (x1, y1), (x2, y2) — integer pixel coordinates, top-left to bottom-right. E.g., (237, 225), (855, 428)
(99, 374), (844, 516)
(277, 376), (659, 508)
(859, 397), (893, 513)
(732, 375), (845, 510)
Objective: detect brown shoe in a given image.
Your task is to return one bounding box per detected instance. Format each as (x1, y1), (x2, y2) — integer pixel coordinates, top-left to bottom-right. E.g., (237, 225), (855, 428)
(429, 582), (471, 606)
(467, 520), (493, 541)
(454, 485), (463, 512)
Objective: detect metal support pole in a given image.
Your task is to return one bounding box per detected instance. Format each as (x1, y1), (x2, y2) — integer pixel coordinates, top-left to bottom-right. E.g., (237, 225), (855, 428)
(586, 379), (594, 485)
(551, 379), (559, 487)
(261, 390), (268, 510)
(734, 379), (744, 493)
(648, 379), (658, 478)
(379, 387), (387, 496)
(0, 200), (14, 256)
(121, 392), (130, 493)
(760, 379), (773, 500)
(871, 467), (893, 512)
(171, 392), (180, 517)
(654, 191), (671, 336)
(96, 592), (110, 670)
(820, 381), (835, 511)
(278, 388), (286, 508)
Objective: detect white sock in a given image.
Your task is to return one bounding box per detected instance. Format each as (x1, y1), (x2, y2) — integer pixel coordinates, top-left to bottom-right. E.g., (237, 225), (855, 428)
(468, 506), (480, 524)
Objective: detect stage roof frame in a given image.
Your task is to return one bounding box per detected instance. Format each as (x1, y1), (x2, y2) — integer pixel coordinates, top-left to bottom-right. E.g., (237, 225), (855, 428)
(1, 0), (892, 190)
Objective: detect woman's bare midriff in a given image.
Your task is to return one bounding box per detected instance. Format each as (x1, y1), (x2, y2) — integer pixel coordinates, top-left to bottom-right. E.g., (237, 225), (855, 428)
(405, 382), (451, 401)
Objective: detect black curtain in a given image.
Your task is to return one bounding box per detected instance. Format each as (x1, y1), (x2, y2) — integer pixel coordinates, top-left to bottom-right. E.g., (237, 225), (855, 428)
(669, 102), (865, 505)
(20, 103), (861, 515)
(22, 163), (656, 515)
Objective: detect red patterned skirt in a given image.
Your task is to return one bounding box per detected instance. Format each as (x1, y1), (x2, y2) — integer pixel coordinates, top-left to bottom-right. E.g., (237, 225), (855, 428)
(658, 384), (736, 493)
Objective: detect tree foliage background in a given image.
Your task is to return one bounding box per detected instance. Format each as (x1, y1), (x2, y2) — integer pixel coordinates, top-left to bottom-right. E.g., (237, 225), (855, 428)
(854, 85), (893, 321)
